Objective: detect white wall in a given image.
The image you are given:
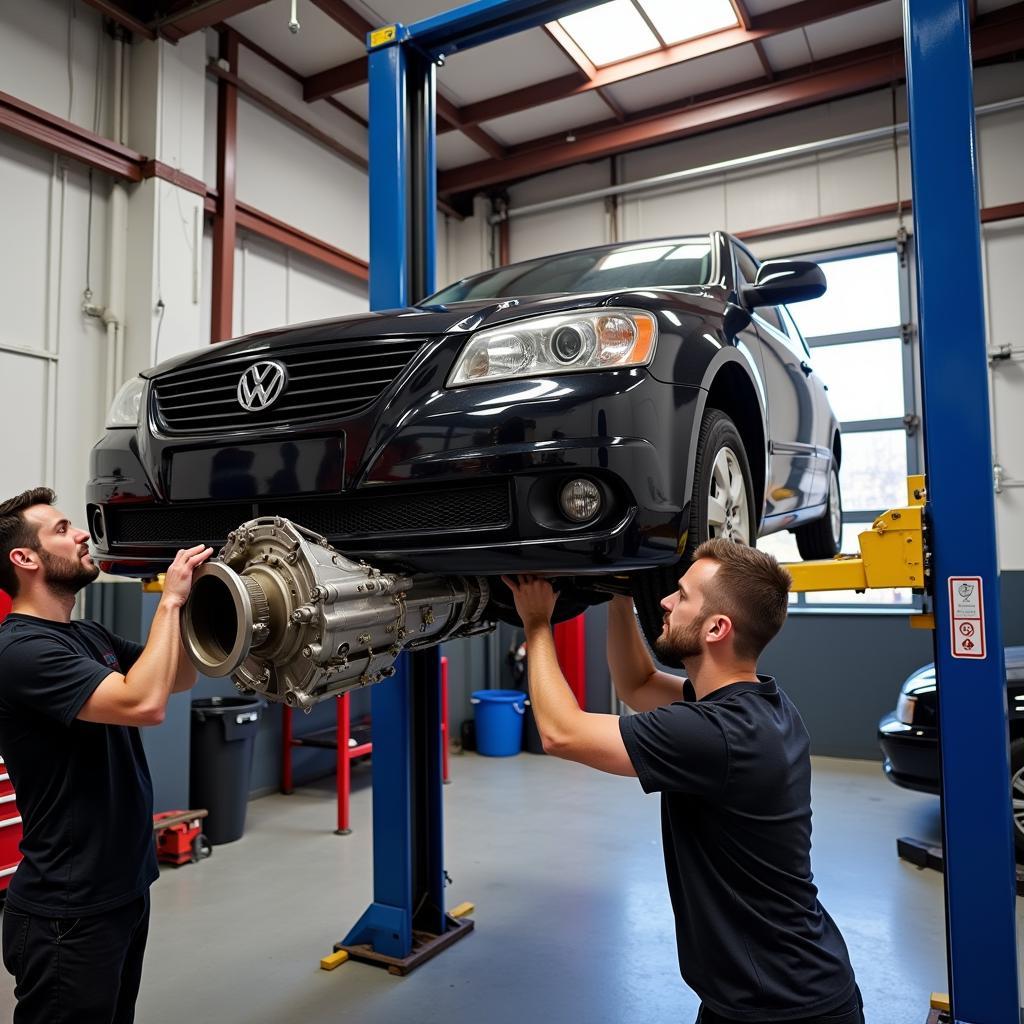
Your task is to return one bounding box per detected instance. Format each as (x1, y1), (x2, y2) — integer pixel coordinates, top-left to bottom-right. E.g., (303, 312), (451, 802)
(231, 233), (367, 337)
(0, 0), (118, 519)
(0, 0), (114, 137)
(0, 133), (112, 523)
(233, 82), (369, 261)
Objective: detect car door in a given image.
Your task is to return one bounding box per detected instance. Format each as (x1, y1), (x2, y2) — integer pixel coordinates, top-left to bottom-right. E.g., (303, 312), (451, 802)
(778, 303), (834, 506)
(732, 243), (825, 517)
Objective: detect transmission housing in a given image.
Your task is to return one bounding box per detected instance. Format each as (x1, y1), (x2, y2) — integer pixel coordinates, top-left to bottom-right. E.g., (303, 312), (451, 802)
(181, 517), (491, 708)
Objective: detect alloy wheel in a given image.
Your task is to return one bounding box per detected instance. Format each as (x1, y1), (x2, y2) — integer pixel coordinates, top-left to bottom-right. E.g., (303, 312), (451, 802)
(829, 468), (842, 548)
(707, 446), (751, 544)
(1012, 764), (1024, 843)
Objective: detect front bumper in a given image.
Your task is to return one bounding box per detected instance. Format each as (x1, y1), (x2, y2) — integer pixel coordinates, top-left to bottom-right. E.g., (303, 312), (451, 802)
(87, 370), (703, 578)
(877, 713), (940, 794)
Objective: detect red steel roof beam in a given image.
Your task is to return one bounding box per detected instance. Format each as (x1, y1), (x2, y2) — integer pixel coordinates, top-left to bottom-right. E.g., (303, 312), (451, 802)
(439, 5), (1024, 197)
(156, 0), (271, 42)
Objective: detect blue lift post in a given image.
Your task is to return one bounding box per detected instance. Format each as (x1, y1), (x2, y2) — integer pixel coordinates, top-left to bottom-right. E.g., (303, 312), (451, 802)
(338, 30), (449, 966)
(336, 0), (612, 973)
(341, 0), (1021, 1004)
(903, 1), (1019, 1020)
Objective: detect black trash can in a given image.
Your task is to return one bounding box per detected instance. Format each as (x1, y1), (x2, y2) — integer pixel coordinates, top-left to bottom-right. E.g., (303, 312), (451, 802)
(190, 696), (264, 845)
(522, 698), (545, 755)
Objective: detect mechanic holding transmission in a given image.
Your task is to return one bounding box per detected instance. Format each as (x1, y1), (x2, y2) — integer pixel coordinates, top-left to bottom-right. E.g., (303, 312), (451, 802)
(504, 537), (862, 1024)
(0, 487), (211, 1024)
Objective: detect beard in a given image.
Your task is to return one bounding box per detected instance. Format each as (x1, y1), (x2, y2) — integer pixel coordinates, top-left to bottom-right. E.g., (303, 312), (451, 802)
(653, 613), (705, 668)
(39, 546), (100, 597)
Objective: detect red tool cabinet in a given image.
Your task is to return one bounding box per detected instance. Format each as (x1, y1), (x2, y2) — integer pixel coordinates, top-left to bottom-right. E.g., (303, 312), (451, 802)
(0, 590), (22, 892)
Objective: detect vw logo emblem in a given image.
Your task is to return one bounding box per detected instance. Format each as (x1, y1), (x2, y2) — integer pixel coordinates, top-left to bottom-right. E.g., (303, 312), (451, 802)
(237, 360), (287, 412)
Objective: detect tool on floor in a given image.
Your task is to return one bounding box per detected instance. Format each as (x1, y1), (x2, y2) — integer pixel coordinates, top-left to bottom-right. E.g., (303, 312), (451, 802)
(153, 810), (211, 867)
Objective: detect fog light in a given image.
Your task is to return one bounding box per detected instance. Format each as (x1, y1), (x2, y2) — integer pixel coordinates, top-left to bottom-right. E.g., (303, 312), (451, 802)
(559, 479), (601, 523)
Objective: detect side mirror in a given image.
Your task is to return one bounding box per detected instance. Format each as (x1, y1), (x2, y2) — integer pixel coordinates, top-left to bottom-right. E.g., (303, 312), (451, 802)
(740, 260), (826, 308)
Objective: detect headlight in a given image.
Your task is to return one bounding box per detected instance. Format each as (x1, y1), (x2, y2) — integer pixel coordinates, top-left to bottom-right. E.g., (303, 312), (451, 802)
(106, 377), (145, 428)
(896, 693), (917, 725)
(447, 309), (657, 387)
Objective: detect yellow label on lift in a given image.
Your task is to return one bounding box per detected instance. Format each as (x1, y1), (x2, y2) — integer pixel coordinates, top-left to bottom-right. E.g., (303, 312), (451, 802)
(369, 25), (397, 47)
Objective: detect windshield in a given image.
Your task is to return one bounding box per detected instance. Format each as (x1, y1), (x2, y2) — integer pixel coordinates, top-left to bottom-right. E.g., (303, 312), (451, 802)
(425, 237), (714, 304)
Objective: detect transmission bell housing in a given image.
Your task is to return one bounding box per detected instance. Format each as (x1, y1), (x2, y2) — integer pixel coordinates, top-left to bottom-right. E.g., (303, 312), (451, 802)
(181, 517), (491, 708)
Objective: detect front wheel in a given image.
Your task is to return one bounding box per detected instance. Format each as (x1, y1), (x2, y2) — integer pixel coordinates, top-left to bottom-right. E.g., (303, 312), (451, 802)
(630, 409), (756, 649)
(794, 462), (843, 560)
(1010, 738), (1024, 863)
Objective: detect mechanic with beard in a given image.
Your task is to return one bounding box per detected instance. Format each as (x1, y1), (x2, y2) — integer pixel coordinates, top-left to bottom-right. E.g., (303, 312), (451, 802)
(0, 487), (211, 1024)
(504, 538), (861, 1024)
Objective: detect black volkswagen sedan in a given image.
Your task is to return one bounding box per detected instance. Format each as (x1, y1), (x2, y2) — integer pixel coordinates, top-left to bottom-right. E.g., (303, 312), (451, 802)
(87, 231), (841, 642)
(878, 646), (1024, 856)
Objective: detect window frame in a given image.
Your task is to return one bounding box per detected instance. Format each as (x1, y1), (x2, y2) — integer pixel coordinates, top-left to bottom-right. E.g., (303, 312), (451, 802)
(778, 239), (923, 613)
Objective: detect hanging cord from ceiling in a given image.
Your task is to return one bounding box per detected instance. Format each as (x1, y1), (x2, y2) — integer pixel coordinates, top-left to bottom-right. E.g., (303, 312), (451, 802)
(82, 9), (105, 315)
(66, 0), (76, 121)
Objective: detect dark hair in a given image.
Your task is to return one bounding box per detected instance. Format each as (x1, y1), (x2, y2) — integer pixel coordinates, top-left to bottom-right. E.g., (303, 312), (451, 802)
(692, 538), (792, 660)
(0, 487), (56, 597)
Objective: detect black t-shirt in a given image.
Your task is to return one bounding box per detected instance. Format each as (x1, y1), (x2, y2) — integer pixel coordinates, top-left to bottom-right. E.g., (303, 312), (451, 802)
(0, 613), (158, 917)
(619, 676), (855, 1022)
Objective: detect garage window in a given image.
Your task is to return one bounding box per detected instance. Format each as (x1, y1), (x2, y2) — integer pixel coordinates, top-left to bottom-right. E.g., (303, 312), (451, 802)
(758, 244), (921, 610)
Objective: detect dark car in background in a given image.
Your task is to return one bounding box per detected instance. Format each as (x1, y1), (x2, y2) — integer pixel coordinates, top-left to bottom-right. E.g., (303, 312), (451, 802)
(878, 646), (1024, 857)
(87, 231), (841, 642)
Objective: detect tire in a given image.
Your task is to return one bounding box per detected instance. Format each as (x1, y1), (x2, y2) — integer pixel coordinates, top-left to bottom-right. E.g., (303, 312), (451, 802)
(794, 461), (843, 560)
(630, 409), (756, 650)
(1010, 738), (1024, 863)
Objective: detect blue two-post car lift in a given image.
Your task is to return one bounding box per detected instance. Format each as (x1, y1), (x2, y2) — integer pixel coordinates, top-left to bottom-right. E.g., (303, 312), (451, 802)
(326, 0), (1020, 1017)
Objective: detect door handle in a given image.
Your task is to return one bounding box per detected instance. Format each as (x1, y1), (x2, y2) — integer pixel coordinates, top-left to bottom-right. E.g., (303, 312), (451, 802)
(799, 360), (813, 377)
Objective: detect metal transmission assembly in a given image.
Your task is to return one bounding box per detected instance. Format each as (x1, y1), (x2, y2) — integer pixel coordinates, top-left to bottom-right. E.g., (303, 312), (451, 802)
(181, 517), (491, 708)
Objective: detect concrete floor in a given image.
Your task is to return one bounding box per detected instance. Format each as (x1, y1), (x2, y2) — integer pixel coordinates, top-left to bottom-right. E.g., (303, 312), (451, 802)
(0, 753), (1015, 1023)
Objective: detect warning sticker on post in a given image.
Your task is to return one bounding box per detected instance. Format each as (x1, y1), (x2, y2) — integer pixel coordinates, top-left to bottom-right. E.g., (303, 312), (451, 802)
(948, 576), (986, 659)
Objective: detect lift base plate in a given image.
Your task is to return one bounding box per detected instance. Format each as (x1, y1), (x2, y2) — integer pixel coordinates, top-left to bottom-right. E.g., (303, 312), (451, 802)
(333, 914), (474, 976)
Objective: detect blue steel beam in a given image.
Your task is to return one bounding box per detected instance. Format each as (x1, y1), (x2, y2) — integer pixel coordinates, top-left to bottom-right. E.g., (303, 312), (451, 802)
(903, 1), (1019, 1021)
(367, 37), (409, 310)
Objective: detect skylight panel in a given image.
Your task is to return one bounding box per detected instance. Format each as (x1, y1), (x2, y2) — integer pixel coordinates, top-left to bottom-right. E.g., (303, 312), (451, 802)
(639, 0), (739, 45)
(558, 0), (660, 67)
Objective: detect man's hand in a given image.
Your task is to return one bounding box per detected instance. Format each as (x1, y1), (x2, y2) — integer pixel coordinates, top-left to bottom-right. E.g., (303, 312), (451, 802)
(502, 575), (558, 632)
(161, 545), (214, 608)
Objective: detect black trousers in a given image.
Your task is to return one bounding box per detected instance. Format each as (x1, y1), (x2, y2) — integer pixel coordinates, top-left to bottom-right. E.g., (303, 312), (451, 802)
(2, 892), (150, 1024)
(697, 985), (865, 1024)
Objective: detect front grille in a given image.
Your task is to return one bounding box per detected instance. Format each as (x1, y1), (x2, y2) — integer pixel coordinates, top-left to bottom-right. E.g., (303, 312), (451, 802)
(105, 482), (511, 547)
(152, 339), (425, 434)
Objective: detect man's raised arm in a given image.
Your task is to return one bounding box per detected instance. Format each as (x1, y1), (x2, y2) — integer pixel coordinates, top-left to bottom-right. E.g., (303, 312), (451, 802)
(607, 595), (684, 712)
(78, 545), (212, 726)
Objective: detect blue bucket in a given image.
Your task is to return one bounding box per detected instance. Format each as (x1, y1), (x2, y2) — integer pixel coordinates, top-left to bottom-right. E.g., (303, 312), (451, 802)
(471, 689), (527, 757)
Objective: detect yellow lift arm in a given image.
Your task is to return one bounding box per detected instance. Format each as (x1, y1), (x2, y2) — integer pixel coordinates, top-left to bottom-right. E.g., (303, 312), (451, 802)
(784, 475), (934, 628)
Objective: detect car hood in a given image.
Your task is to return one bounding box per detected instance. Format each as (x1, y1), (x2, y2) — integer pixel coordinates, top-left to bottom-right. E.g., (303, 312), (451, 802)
(901, 644), (1024, 696)
(141, 286), (725, 379)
